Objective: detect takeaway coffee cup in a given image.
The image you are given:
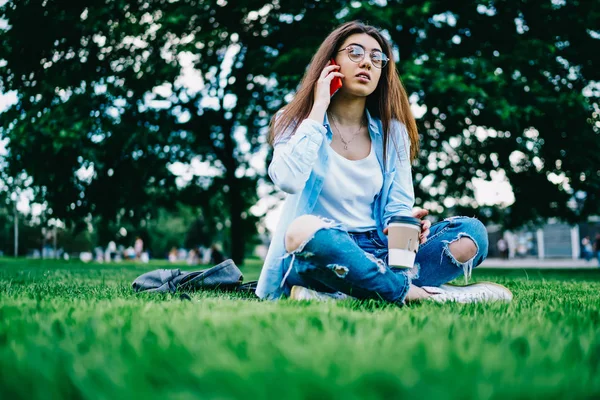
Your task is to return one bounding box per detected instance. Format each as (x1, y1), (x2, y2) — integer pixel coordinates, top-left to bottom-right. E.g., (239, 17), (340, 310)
(387, 216), (422, 268)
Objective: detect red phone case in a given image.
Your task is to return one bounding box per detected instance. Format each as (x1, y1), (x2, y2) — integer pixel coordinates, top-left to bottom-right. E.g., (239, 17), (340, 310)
(329, 58), (343, 97)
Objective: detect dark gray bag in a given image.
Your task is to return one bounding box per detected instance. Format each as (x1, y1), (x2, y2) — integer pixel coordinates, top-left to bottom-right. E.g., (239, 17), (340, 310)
(132, 259), (244, 293)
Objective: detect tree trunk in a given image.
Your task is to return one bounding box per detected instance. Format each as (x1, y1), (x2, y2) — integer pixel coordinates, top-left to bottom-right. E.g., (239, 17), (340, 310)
(13, 201), (18, 257)
(221, 115), (245, 265)
(53, 225), (58, 259)
(227, 178), (245, 265)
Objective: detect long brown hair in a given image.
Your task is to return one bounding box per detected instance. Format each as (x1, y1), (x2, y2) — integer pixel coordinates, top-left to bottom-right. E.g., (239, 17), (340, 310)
(267, 20), (419, 165)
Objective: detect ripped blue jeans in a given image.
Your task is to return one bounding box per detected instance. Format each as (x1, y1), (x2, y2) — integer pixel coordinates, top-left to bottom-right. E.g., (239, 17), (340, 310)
(282, 216), (489, 304)
(411, 216), (489, 287)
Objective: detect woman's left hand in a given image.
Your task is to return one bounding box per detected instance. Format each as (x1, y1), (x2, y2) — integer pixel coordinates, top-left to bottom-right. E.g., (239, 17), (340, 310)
(383, 207), (432, 244)
(413, 207), (431, 244)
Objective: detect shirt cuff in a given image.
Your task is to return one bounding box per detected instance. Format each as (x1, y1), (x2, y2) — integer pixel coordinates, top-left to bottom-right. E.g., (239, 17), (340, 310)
(299, 118), (327, 139)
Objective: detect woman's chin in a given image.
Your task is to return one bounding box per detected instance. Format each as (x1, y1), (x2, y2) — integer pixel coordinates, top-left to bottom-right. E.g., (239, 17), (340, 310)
(340, 86), (375, 98)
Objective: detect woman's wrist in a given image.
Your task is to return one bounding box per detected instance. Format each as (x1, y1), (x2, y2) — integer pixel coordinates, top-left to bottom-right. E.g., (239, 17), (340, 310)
(307, 103), (327, 123)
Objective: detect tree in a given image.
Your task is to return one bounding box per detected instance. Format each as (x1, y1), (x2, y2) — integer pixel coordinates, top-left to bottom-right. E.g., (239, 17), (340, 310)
(0, 0), (184, 245)
(378, 0), (600, 226)
(1, 0), (598, 265)
(0, 0), (275, 263)
(265, 0), (600, 227)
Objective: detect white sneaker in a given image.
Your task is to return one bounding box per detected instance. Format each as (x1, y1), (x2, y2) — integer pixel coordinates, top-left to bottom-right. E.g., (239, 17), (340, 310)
(289, 285), (351, 301)
(421, 282), (513, 303)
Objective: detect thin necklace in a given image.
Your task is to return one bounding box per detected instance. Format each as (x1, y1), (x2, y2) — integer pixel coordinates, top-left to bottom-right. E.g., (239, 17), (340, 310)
(328, 112), (364, 150)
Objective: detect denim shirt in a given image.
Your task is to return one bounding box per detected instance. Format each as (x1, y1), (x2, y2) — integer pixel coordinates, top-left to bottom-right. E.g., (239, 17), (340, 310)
(256, 108), (415, 300)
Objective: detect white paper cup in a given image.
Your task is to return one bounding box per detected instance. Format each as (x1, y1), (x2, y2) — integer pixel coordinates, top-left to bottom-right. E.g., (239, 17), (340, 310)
(387, 216), (421, 268)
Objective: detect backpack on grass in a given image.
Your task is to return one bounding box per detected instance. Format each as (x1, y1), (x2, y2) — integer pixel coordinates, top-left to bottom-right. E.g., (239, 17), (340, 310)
(132, 259), (257, 294)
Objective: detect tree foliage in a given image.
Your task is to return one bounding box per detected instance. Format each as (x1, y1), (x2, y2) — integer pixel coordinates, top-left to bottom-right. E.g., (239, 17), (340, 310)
(0, 0), (598, 262)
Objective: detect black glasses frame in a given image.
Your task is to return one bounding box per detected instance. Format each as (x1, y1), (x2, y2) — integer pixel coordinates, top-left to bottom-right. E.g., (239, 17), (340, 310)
(337, 44), (389, 69)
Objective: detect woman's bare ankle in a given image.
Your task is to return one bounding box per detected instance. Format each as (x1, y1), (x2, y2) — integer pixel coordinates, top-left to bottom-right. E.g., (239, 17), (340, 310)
(405, 284), (432, 302)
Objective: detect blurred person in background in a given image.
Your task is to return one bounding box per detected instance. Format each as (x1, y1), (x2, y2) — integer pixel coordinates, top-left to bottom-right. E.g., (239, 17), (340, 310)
(134, 236), (144, 260)
(497, 237), (508, 260)
(594, 233), (600, 266)
(168, 247), (178, 263)
(581, 236), (593, 262)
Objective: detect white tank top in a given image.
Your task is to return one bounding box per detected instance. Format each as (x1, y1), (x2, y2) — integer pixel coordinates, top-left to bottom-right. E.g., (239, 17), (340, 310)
(312, 143), (383, 232)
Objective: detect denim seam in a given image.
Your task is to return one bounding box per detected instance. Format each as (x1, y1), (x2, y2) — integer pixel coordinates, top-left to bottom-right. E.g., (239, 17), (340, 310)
(368, 236), (386, 248)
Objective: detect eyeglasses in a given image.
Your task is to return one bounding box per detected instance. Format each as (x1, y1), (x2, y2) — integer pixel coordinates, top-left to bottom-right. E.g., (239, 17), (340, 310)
(337, 44), (389, 69)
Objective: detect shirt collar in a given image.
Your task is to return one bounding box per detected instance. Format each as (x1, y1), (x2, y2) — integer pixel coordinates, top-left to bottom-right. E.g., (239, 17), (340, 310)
(323, 110), (332, 131)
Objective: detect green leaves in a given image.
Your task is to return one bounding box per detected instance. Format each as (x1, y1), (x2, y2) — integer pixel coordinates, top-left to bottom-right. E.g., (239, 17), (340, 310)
(0, 0), (598, 252)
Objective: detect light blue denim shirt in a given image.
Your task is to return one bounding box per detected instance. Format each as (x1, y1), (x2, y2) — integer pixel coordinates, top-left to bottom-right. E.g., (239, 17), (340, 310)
(256, 108), (415, 300)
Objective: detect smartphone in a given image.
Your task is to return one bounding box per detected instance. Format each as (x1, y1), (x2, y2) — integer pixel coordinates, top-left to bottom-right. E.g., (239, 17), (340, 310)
(329, 58), (343, 97)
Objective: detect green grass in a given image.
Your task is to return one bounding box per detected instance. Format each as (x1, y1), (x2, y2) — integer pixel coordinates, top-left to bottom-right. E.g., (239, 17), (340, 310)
(1, 257), (599, 399)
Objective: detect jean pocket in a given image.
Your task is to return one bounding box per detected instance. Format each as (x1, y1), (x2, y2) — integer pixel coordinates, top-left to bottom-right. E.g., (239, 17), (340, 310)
(369, 235), (387, 249)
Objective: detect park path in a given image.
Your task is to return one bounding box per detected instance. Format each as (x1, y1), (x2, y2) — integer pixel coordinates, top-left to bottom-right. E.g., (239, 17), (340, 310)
(481, 257), (599, 269)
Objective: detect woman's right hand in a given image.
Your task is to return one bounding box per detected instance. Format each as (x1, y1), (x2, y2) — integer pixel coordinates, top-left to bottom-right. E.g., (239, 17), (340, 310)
(313, 61), (345, 108)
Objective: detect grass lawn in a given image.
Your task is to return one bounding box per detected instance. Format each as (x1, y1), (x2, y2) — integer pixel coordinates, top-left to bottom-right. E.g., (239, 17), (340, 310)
(1, 257), (599, 399)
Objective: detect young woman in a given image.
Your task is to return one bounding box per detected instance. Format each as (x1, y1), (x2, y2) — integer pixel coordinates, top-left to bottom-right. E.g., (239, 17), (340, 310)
(256, 21), (512, 304)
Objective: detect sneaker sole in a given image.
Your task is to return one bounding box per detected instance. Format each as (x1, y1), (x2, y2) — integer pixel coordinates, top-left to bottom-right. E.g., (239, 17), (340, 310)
(290, 285), (308, 301)
(443, 281), (513, 302)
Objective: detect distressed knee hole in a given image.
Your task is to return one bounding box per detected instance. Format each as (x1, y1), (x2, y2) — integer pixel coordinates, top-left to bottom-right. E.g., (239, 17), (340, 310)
(406, 263), (420, 280)
(284, 215), (336, 253)
(365, 252), (387, 274)
(448, 237), (478, 263)
(441, 233), (480, 284)
(327, 264), (349, 278)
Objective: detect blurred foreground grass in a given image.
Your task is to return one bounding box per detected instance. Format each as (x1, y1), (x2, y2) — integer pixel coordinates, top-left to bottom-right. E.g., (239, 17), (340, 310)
(1, 257), (599, 399)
